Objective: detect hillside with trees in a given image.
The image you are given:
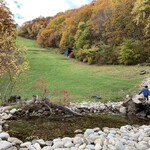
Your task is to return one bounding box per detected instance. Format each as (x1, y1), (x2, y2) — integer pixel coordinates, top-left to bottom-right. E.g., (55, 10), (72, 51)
(18, 0), (150, 65)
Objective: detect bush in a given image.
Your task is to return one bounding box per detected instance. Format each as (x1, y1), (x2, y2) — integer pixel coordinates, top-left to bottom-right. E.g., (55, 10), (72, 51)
(74, 47), (100, 64)
(98, 42), (118, 65)
(119, 39), (142, 65)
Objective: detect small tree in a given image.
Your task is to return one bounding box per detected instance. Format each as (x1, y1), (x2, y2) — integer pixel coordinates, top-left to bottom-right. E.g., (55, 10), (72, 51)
(0, 1), (28, 102)
(119, 39), (141, 65)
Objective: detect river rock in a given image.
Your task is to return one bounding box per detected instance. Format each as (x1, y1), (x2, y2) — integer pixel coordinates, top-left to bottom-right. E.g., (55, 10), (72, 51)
(8, 137), (23, 144)
(0, 131), (10, 139)
(33, 143), (42, 150)
(0, 141), (13, 149)
(7, 146), (18, 150)
(20, 141), (32, 147)
(41, 146), (53, 150)
(62, 137), (72, 143)
(84, 129), (94, 137)
(86, 144), (95, 149)
(78, 143), (86, 149)
(95, 143), (102, 150)
(32, 139), (46, 146)
(52, 141), (64, 149)
(27, 145), (36, 150)
(45, 141), (53, 146)
(64, 141), (74, 148)
(10, 108), (17, 114)
(72, 137), (83, 145)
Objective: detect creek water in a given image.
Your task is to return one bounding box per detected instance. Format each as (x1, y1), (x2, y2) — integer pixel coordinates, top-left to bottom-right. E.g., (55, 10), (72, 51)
(4, 114), (150, 142)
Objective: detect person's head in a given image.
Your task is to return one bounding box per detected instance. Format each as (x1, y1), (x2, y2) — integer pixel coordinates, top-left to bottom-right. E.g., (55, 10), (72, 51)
(145, 85), (148, 88)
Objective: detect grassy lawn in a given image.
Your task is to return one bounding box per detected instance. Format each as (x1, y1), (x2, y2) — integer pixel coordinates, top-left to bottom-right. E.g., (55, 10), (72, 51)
(1, 36), (149, 103)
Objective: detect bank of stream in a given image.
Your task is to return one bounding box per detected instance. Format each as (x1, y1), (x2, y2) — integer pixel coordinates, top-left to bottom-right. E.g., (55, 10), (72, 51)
(4, 114), (150, 142)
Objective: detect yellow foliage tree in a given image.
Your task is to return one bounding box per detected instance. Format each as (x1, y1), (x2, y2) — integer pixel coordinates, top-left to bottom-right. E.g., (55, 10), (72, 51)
(0, 1), (28, 101)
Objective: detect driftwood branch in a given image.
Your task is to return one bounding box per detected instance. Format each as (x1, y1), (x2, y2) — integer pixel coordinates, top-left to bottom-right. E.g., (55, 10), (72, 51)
(43, 98), (82, 116)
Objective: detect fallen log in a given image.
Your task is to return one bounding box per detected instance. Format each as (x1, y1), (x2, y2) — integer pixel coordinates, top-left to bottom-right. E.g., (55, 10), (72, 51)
(43, 98), (82, 116)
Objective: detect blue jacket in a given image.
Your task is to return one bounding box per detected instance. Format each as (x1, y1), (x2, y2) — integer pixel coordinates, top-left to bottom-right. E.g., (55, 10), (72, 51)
(139, 88), (150, 97)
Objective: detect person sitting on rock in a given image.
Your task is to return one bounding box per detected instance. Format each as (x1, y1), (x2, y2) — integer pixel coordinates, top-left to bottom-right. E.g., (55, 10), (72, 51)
(138, 85), (150, 101)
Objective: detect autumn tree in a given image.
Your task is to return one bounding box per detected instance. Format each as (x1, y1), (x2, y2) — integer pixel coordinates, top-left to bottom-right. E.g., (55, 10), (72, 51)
(18, 16), (50, 39)
(0, 0), (28, 101)
(103, 0), (144, 45)
(37, 14), (65, 47)
(74, 22), (92, 50)
(131, 0), (150, 36)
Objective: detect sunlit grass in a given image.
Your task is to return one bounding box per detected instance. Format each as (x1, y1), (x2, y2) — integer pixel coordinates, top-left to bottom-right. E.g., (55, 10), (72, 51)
(1, 36), (149, 103)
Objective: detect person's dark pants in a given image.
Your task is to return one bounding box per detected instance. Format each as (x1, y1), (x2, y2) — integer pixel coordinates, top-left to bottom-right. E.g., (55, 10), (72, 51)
(144, 96), (149, 100)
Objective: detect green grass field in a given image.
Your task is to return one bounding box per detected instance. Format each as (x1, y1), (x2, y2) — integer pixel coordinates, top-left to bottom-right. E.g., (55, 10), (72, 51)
(1, 36), (149, 103)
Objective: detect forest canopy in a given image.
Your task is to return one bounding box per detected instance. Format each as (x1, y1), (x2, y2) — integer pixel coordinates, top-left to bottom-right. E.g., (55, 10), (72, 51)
(18, 0), (150, 65)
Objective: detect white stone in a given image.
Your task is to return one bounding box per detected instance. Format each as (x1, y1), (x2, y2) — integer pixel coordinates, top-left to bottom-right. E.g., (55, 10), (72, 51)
(62, 137), (72, 143)
(86, 144), (95, 149)
(27, 145), (36, 150)
(95, 143), (102, 150)
(34, 139), (46, 146)
(21, 142), (32, 147)
(52, 141), (64, 149)
(115, 141), (125, 150)
(119, 106), (126, 114)
(33, 143), (42, 150)
(7, 146), (18, 150)
(70, 147), (78, 150)
(0, 132), (10, 139)
(64, 141), (74, 148)
(8, 137), (23, 144)
(0, 141), (13, 149)
(78, 143), (86, 149)
(73, 137), (83, 145)
(10, 108), (17, 114)
(136, 141), (149, 150)
(84, 129), (94, 137)
(42, 146), (53, 150)
(125, 145), (137, 150)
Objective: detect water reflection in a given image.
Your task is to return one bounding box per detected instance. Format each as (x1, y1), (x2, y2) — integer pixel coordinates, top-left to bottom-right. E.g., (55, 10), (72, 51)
(4, 114), (150, 142)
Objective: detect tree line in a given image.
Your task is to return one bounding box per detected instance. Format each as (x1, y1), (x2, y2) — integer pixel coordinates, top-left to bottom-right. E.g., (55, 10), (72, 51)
(18, 0), (150, 65)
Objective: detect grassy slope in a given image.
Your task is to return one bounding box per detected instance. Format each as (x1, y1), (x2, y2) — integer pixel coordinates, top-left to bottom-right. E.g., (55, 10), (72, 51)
(3, 36), (149, 102)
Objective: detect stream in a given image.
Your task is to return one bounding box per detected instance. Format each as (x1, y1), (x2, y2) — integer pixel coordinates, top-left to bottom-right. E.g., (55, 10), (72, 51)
(4, 114), (150, 142)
